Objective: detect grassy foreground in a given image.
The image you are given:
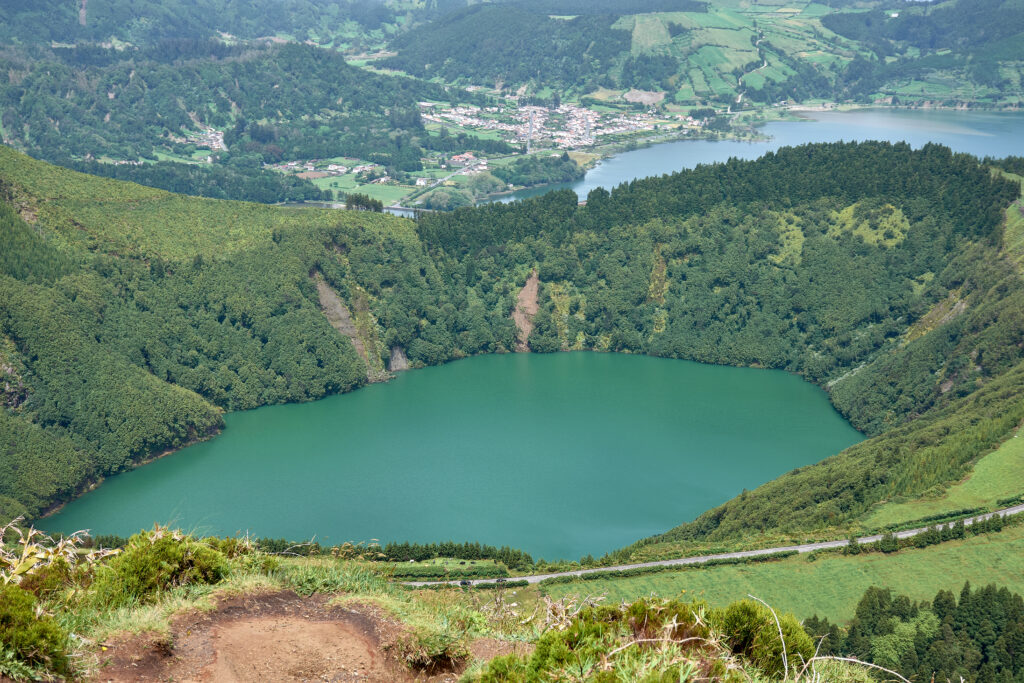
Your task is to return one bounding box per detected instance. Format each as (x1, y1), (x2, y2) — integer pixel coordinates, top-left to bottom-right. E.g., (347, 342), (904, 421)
(544, 523), (1024, 623)
(0, 523), (874, 682)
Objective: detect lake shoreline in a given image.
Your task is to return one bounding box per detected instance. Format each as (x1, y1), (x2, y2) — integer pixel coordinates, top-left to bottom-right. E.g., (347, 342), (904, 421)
(42, 350), (863, 559)
(35, 428), (222, 524)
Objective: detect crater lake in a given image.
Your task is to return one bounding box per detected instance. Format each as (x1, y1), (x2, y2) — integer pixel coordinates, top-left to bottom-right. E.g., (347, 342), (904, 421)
(46, 353), (862, 560)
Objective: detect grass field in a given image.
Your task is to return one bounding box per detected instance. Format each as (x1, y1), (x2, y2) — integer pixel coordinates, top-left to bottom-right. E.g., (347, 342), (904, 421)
(355, 183), (413, 204)
(544, 524), (1024, 622)
(311, 173), (360, 193)
(864, 428), (1024, 528)
(423, 121), (505, 141)
(585, 87), (624, 102)
(631, 14), (673, 54)
(1003, 200), (1024, 269)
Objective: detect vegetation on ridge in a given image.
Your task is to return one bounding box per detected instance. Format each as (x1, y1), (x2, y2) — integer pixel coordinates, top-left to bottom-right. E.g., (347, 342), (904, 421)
(2, 141), (1023, 544)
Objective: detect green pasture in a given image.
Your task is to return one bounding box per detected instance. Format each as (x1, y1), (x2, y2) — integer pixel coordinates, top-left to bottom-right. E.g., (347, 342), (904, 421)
(741, 71), (767, 90)
(688, 68), (710, 96)
(694, 27), (758, 56)
(311, 174), (361, 192)
(424, 121), (505, 141)
(801, 3), (831, 17)
(544, 524), (1024, 622)
(631, 14), (673, 54)
(354, 183), (413, 204)
(865, 429), (1024, 528)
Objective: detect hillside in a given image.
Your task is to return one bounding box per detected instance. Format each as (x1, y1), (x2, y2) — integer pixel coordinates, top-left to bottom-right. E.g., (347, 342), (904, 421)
(2, 140), (1022, 542)
(381, 0), (1023, 107)
(0, 41), (503, 204)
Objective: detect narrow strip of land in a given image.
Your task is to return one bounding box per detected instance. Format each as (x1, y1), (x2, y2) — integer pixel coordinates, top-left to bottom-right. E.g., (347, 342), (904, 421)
(405, 502), (1024, 587)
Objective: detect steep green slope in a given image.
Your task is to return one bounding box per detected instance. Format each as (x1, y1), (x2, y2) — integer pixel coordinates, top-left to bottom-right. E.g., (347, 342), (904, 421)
(382, 5), (632, 88)
(0, 0), (401, 49)
(0, 145), (516, 520)
(823, 0), (1024, 103)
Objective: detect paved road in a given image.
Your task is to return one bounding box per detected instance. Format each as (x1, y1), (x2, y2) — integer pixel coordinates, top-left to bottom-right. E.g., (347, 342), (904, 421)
(405, 502), (1024, 588)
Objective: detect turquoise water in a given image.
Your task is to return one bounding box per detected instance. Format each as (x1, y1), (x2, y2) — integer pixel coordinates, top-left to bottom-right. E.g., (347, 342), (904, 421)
(46, 353), (861, 560)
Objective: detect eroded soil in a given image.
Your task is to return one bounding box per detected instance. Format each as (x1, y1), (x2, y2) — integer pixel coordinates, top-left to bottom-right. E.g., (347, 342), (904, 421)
(93, 590), (523, 683)
(512, 270), (540, 352)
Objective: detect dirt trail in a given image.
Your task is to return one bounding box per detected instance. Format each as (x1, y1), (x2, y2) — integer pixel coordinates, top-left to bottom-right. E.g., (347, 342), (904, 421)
(512, 270), (539, 352)
(205, 618), (385, 682)
(95, 591), (465, 682)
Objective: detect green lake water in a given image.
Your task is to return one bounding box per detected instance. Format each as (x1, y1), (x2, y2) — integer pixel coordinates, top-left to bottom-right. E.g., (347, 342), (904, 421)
(46, 353), (861, 560)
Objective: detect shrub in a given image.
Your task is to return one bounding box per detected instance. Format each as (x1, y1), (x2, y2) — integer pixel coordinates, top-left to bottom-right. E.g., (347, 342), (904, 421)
(15, 557), (74, 600)
(477, 598), (729, 682)
(88, 527), (229, 608)
(0, 584), (70, 677)
(713, 599), (814, 678)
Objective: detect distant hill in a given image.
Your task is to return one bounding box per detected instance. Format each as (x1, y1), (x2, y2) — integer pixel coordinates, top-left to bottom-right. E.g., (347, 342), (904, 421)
(382, 5), (631, 89)
(0, 0), (397, 47)
(383, 0), (1022, 107)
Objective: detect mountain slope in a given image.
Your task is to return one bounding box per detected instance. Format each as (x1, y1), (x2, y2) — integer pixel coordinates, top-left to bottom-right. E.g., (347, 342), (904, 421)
(2, 142), (1022, 547)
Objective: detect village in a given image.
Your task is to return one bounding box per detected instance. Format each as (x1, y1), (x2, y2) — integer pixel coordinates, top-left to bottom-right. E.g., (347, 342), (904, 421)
(180, 99), (710, 208)
(418, 100), (705, 149)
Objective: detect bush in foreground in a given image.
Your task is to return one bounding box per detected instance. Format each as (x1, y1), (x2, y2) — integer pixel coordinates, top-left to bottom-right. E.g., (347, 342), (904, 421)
(87, 526), (230, 608)
(0, 584), (70, 678)
(475, 597), (822, 682)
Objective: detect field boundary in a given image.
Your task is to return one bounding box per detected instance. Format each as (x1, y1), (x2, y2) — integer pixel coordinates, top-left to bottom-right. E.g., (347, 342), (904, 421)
(404, 502), (1024, 587)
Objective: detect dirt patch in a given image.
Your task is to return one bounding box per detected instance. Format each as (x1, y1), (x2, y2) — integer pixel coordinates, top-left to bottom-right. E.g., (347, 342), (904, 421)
(467, 637), (532, 662)
(903, 288), (968, 345)
(511, 270), (540, 352)
(93, 591), (467, 683)
(316, 274), (375, 378)
(623, 89), (665, 106)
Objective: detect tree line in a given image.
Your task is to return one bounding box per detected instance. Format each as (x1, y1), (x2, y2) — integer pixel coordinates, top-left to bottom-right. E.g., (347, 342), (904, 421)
(807, 581), (1024, 682)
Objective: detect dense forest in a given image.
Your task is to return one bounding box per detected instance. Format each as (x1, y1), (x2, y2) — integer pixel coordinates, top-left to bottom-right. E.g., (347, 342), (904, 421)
(0, 43), (482, 197)
(0, 0), (401, 47)
(823, 0), (1024, 58)
(490, 153), (583, 187)
(61, 159), (329, 204)
(1, 141), (1022, 544)
(807, 582), (1024, 683)
(383, 5), (630, 89)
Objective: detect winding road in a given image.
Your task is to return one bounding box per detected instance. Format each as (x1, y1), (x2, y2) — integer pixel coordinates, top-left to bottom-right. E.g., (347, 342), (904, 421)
(405, 502), (1024, 587)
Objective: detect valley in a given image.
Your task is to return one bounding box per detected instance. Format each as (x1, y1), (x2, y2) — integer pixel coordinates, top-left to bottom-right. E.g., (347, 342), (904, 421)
(3, 1), (1024, 680)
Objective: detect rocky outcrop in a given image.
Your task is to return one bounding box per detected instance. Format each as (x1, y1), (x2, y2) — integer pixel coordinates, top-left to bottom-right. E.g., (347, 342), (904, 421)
(389, 346), (409, 372)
